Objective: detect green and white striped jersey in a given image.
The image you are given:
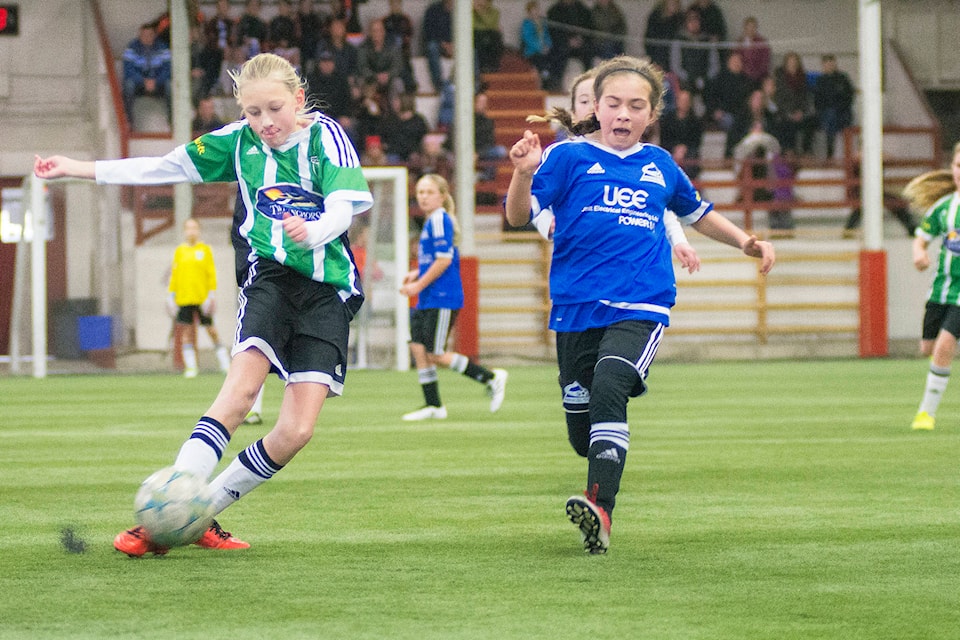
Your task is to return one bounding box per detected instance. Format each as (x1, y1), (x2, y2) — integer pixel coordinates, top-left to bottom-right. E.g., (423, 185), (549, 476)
(96, 112), (373, 293)
(917, 191), (960, 305)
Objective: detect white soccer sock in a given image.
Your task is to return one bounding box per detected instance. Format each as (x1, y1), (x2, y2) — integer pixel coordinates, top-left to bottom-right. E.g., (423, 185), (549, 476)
(215, 344), (231, 373)
(174, 417), (231, 479)
(182, 344), (198, 370)
(919, 365), (950, 415)
(250, 385), (264, 415)
(207, 439), (282, 515)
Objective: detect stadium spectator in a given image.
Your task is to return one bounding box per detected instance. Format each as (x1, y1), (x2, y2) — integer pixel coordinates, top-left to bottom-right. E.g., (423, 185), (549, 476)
(734, 16), (771, 85)
(400, 173), (508, 422)
(191, 96), (225, 136)
(318, 18), (359, 84)
(236, 0), (268, 55)
(813, 54), (855, 159)
(205, 0), (237, 52)
(355, 78), (391, 153)
(690, 0), (727, 57)
(473, 0), (505, 74)
(520, 1), (558, 90)
(297, 0), (327, 73)
(703, 50), (753, 134)
(657, 87), (704, 179)
(773, 51), (818, 156)
(191, 23), (224, 103)
(547, 0), (594, 87)
(122, 22), (172, 127)
(422, 0), (453, 93)
(356, 18), (405, 98)
(726, 87), (778, 159)
(590, 0), (627, 61)
(167, 218), (231, 378)
(382, 93), (430, 163)
(670, 8), (720, 98)
(306, 50), (357, 135)
(643, 0), (683, 73)
(733, 128), (795, 234)
(381, 0), (418, 93)
(268, 0), (298, 51)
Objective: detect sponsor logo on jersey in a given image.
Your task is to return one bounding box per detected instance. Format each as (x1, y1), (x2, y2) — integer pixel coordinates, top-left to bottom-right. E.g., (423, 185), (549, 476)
(256, 183), (325, 221)
(587, 162), (606, 175)
(193, 139), (206, 155)
(639, 162), (665, 187)
(945, 229), (960, 254)
(602, 185), (649, 209)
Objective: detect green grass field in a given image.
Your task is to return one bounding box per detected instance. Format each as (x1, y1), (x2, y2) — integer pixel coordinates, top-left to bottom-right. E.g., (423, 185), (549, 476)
(1, 359), (958, 639)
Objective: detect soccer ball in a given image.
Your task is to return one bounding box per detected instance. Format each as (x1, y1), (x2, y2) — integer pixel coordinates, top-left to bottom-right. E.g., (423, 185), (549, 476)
(134, 466), (215, 547)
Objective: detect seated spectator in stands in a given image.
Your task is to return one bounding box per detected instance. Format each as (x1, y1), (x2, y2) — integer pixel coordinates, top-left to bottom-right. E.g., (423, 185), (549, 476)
(409, 133), (454, 182)
(773, 51), (818, 156)
(422, 0), (453, 93)
(272, 36), (302, 73)
(657, 88), (704, 179)
(704, 50), (753, 134)
(473, 0), (504, 74)
(191, 24), (223, 104)
(473, 91), (508, 170)
(690, 0), (727, 58)
(306, 50), (357, 137)
(382, 93), (430, 164)
(236, 0), (268, 55)
(318, 18), (359, 85)
(547, 0), (594, 86)
(217, 41), (247, 97)
(735, 16), (770, 86)
(191, 96), (225, 136)
(520, 1), (558, 90)
(590, 0), (627, 61)
(360, 134), (390, 166)
(733, 127), (795, 234)
(670, 8), (720, 97)
(268, 0), (298, 51)
(122, 23), (172, 126)
(644, 0), (683, 73)
(356, 79), (391, 154)
(813, 54), (855, 159)
(382, 0), (418, 93)
(297, 0), (327, 74)
(357, 19), (405, 100)
(205, 0), (236, 52)
(726, 87), (778, 159)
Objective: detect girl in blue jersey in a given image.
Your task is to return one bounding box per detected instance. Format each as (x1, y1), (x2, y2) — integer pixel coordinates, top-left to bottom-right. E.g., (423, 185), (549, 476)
(505, 55), (775, 554)
(34, 53), (373, 556)
(400, 174), (508, 421)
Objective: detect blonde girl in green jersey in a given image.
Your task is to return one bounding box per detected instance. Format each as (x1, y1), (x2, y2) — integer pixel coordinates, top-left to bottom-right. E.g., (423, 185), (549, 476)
(35, 53), (373, 555)
(908, 141), (960, 430)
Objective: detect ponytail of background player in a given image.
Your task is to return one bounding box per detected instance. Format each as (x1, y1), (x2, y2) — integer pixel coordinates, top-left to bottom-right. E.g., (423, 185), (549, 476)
(505, 55), (774, 554)
(907, 142), (960, 430)
(35, 52), (373, 556)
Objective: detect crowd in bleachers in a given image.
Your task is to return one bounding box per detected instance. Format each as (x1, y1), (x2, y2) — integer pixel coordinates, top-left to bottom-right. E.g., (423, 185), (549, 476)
(120, 0), (857, 200)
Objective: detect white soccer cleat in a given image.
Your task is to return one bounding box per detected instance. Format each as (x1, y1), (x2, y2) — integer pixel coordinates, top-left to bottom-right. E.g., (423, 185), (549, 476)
(487, 369), (508, 413)
(401, 405), (448, 421)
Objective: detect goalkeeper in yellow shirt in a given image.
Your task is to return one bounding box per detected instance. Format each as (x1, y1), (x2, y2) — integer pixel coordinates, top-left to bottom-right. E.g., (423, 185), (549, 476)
(168, 217), (231, 377)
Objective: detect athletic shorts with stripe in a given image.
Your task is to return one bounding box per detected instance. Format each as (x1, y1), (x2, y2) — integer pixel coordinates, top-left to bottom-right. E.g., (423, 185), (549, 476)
(556, 320), (665, 418)
(234, 259), (359, 395)
(409, 307), (459, 355)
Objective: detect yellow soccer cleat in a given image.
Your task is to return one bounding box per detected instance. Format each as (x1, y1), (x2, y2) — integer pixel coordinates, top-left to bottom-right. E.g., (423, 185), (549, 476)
(911, 411), (935, 431)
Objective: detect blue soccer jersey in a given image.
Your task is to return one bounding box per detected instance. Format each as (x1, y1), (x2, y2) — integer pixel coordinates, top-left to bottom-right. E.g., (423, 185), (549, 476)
(416, 208), (463, 310)
(529, 138), (712, 330)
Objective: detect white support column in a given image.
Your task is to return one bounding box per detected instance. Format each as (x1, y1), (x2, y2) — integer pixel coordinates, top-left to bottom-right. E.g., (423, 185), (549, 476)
(858, 0), (884, 251)
(30, 175), (47, 379)
(453, 0), (475, 255)
(170, 0), (193, 228)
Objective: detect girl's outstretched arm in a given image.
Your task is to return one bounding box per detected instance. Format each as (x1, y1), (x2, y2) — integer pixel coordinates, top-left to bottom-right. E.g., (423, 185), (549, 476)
(504, 130), (541, 228)
(692, 210), (776, 274)
(34, 155), (96, 180)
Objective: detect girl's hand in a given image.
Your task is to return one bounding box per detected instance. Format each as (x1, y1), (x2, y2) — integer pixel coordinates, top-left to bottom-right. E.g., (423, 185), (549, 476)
(34, 155), (92, 180)
(509, 130), (541, 175)
(401, 269), (419, 285)
(282, 213), (307, 243)
(742, 236), (776, 275)
(673, 242), (701, 274)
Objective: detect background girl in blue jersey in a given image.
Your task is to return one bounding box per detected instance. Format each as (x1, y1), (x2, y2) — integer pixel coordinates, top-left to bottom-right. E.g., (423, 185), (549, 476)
(400, 174), (508, 421)
(34, 53), (373, 556)
(505, 55), (775, 554)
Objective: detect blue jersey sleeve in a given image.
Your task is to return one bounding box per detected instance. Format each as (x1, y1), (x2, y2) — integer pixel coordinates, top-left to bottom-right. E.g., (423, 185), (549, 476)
(530, 141), (572, 221)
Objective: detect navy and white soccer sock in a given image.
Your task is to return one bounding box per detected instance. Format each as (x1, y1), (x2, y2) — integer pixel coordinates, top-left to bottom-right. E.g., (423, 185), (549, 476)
(174, 416), (231, 479)
(208, 439), (283, 515)
(586, 423), (629, 517)
(449, 352), (494, 384)
(418, 366), (443, 407)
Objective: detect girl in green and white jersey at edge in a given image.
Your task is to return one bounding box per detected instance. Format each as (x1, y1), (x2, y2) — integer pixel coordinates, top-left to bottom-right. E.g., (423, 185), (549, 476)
(909, 141), (960, 431)
(34, 52), (373, 556)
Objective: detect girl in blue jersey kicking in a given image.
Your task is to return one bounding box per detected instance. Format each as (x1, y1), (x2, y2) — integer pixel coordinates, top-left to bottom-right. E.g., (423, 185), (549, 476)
(35, 53), (373, 556)
(505, 55), (775, 554)
(400, 173), (508, 421)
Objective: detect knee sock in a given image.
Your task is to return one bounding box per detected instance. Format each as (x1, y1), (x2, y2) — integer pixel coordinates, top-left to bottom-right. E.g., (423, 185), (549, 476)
(182, 343), (197, 371)
(208, 439), (283, 515)
(418, 366), (442, 407)
(449, 352), (494, 384)
(250, 385), (264, 415)
(586, 423), (629, 518)
(919, 364), (951, 416)
(174, 416), (231, 480)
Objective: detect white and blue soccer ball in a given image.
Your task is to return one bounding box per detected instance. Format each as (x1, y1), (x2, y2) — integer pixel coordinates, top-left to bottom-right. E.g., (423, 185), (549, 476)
(134, 466), (215, 547)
